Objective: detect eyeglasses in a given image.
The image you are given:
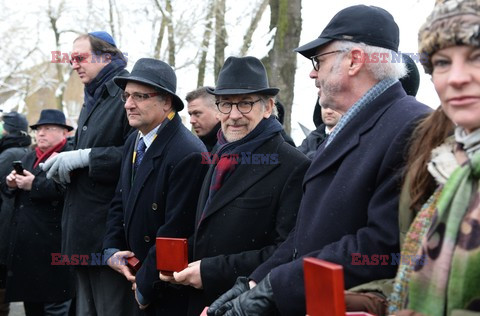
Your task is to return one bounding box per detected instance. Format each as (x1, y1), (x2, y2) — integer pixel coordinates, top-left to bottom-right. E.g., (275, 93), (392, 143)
(310, 50), (345, 71)
(215, 99), (263, 114)
(34, 126), (61, 133)
(121, 91), (162, 102)
(70, 54), (89, 65)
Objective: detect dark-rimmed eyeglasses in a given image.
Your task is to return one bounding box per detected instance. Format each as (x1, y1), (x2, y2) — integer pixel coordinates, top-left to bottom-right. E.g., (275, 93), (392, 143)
(121, 91), (162, 102)
(310, 50), (345, 71)
(215, 99), (262, 114)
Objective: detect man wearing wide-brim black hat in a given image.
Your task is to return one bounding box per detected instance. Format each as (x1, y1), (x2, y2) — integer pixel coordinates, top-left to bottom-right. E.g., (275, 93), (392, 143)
(4, 109), (74, 314)
(159, 56), (310, 316)
(102, 57), (208, 315)
(208, 5), (431, 316)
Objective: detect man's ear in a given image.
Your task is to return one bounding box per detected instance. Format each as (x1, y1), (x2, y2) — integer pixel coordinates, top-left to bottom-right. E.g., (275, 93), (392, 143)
(348, 48), (366, 76)
(263, 98), (274, 119)
(162, 95), (174, 112)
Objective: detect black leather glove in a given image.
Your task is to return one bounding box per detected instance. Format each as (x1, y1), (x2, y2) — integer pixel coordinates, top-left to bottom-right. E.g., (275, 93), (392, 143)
(207, 277), (250, 316)
(209, 274), (275, 316)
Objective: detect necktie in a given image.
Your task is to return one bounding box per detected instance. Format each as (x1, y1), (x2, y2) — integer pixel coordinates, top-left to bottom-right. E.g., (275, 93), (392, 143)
(134, 138), (146, 173)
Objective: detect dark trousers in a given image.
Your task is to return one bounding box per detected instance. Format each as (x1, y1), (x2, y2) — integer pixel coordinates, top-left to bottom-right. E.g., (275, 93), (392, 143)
(24, 300), (72, 316)
(75, 266), (140, 316)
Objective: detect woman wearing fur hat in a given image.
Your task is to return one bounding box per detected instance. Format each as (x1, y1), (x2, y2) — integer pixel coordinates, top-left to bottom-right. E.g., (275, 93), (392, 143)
(345, 0), (480, 315)
(393, 0), (480, 314)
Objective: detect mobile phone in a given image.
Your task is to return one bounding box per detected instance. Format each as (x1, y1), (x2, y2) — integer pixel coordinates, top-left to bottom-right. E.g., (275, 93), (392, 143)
(12, 161), (24, 175)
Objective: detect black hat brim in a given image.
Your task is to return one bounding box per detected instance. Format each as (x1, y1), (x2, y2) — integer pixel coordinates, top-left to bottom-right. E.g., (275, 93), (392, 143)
(294, 37), (335, 59)
(114, 75), (184, 112)
(206, 87), (279, 96)
(30, 123), (74, 132)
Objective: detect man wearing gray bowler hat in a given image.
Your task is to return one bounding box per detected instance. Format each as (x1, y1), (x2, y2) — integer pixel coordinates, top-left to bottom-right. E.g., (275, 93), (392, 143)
(159, 56), (310, 316)
(103, 58), (208, 315)
(208, 5), (431, 316)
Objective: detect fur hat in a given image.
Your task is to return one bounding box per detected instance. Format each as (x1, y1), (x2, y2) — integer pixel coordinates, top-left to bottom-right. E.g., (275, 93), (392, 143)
(418, 0), (480, 74)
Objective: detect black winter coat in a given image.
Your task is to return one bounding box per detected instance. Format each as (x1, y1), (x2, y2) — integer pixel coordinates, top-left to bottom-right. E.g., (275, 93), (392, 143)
(5, 141), (74, 302)
(250, 82), (431, 315)
(103, 114), (208, 315)
(62, 69), (133, 256)
(186, 134), (310, 315)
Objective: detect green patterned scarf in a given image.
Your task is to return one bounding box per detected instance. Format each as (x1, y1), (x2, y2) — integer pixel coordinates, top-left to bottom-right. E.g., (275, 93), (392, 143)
(407, 150), (480, 314)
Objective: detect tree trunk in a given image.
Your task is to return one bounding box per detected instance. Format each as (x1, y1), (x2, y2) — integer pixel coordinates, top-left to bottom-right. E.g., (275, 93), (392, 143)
(108, 0), (116, 40)
(197, 0), (215, 87)
(154, 19), (166, 59)
(48, 1), (66, 111)
(265, 0), (302, 135)
(166, 0), (175, 67)
(240, 0), (269, 56)
(214, 0), (227, 82)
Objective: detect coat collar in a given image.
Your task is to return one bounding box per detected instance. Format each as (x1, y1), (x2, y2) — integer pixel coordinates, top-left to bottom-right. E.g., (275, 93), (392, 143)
(304, 82), (406, 184)
(196, 134), (283, 226)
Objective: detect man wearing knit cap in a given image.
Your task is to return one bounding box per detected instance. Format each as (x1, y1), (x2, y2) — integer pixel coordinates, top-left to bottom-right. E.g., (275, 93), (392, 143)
(42, 32), (136, 315)
(208, 5), (430, 315)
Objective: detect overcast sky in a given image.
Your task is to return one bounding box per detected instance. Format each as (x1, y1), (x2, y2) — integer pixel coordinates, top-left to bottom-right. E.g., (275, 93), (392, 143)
(3, 0), (438, 143)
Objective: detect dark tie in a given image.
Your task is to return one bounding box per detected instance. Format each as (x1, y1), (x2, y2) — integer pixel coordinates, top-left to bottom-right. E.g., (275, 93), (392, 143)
(134, 138), (146, 173)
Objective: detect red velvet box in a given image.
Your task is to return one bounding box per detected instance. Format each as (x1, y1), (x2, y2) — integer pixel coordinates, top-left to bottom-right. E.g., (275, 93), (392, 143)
(126, 256), (142, 272)
(156, 237), (188, 276)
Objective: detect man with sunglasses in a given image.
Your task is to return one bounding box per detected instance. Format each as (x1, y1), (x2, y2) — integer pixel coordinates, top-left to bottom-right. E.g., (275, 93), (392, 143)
(208, 5), (431, 316)
(41, 31), (137, 315)
(159, 56), (310, 316)
(103, 58), (208, 315)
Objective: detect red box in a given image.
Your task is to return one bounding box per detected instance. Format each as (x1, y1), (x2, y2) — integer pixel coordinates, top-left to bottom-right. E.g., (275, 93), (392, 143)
(304, 258), (345, 316)
(126, 256), (141, 272)
(156, 237), (188, 276)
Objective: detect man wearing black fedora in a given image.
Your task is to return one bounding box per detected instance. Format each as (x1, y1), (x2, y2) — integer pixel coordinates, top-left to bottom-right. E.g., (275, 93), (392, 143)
(4, 109), (74, 315)
(159, 56), (310, 316)
(102, 58), (208, 315)
(208, 5), (431, 316)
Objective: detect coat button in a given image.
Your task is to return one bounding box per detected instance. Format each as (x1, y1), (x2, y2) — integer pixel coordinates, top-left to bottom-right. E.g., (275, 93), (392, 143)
(144, 236), (151, 243)
(152, 203), (158, 211)
(82, 126), (88, 131)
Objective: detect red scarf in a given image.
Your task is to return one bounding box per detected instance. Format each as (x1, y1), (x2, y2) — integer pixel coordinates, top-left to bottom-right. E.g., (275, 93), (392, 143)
(34, 138), (67, 169)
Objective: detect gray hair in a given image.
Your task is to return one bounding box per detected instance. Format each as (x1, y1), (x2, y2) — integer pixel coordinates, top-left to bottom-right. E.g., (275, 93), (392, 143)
(333, 41), (407, 81)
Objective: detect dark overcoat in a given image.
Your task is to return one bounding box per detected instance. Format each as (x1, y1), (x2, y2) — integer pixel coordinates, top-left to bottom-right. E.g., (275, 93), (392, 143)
(5, 142), (74, 302)
(103, 113), (208, 315)
(187, 134), (310, 315)
(250, 82), (432, 315)
(62, 69), (133, 256)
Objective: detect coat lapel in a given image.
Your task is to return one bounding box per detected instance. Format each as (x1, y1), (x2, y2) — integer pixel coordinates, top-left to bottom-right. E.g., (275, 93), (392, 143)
(198, 136), (282, 225)
(124, 115), (181, 229)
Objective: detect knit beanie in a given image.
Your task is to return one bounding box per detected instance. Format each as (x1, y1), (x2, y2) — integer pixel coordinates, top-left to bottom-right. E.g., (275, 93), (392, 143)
(418, 0), (480, 74)
(2, 112), (28, 134)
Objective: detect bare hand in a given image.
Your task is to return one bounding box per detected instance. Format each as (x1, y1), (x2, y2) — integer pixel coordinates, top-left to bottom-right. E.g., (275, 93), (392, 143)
(159, 260), (203, 289)
(13, 169), (35, 191)
(6, 170), (18, 189)
(107, 250), (136, 283)
(132, 282), (149, 310)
